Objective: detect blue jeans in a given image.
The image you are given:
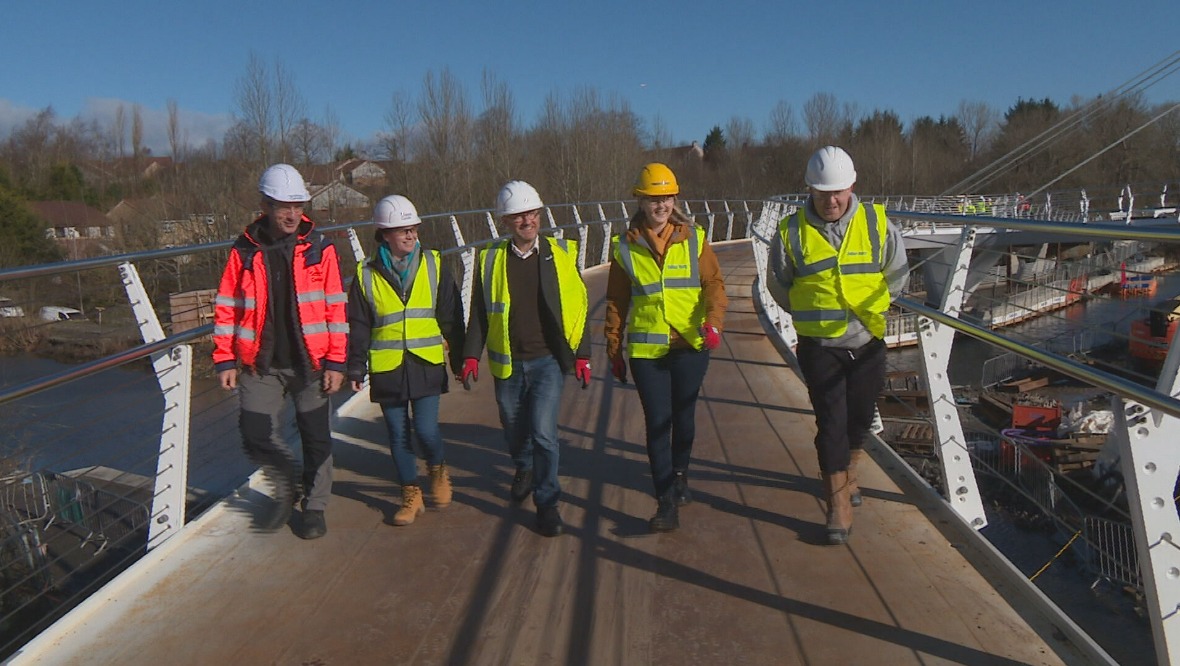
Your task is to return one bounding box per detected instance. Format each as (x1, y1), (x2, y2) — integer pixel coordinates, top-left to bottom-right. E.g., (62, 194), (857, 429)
(630, 349), (710, 498)
(380, 395), (443, 486)
(493, 355), (565, 508)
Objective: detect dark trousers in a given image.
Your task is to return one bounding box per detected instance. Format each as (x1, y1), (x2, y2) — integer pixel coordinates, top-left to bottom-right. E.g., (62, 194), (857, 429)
(795, 337), (886, 475)
(631, 348), (710, 497)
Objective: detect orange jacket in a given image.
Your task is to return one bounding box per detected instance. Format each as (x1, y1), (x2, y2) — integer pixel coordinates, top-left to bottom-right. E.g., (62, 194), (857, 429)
(212, 216), (347, 373)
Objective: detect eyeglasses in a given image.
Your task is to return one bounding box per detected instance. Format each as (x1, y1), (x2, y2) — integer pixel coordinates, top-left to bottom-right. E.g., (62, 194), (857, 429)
(383, 226), (419, 236)
(504, 210), (541, 224)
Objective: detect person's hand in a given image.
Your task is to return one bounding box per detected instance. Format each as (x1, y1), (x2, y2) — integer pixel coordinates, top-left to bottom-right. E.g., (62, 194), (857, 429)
(322, 370), (345, 394)
(350, 379), (365, 393)
(575, 359), (591, 389)
(460, 358), (479, 390)
(610, 355), (627, 384)
(218, 368), (238, 391)
(700, 325), (721, 351)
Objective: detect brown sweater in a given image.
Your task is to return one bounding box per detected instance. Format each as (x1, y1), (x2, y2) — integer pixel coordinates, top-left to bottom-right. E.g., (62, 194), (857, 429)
(603, 210), (728, 359)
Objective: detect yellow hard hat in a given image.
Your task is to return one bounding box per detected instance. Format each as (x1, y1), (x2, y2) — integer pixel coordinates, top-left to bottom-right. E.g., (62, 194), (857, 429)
(632, 163), (679, 197)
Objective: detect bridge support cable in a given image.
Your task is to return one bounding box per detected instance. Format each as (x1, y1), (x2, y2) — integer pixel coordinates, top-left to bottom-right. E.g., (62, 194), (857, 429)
(1027, 102), (1180, 200)
(943, 50), (1180, 196)
(917, 228), (987, 528)
(118, 262), (191, 551)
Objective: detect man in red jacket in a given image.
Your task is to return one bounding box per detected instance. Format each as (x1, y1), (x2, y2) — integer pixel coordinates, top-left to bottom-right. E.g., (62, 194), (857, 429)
(213, 163), (347, 539)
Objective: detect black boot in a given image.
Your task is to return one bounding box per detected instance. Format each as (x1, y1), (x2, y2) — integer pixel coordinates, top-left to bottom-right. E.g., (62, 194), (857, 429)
(510, 468), (534, 503)
(649, 491), (679, 533)
(672, 471), (692, 506)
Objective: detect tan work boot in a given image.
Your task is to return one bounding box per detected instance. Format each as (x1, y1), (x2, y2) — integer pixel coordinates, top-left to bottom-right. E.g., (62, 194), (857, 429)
(848, 449), (865, 508)
(394, 484), (425, 526)
(822, 471), (854, 545)
(429, 463), (452, 508)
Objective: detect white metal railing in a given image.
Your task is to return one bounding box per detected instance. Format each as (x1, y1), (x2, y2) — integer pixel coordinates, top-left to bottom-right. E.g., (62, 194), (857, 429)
(2, 188), (1180, 662)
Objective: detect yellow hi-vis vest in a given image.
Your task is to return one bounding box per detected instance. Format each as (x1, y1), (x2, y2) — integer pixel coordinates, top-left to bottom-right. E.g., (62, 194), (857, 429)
(780, 203), (891, 339)
(480, 237), (587, 379)
(357, 250), (445, 372)
(612, 226), (706, 359)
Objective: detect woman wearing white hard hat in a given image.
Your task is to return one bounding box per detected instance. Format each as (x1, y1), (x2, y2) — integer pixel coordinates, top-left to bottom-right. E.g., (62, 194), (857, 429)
(346, 195), (466, 526)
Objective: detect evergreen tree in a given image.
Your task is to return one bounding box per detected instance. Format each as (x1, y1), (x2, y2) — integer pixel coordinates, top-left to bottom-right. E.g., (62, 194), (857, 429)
(0, 184), (62, 268)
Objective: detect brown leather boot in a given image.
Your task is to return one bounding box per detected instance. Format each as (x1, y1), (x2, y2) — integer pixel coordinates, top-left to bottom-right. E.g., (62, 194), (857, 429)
(848, 449), (865, 508)
(823, 471), (854, 545)
(394, 484), (425, 526)
(429, 463), (452, 508)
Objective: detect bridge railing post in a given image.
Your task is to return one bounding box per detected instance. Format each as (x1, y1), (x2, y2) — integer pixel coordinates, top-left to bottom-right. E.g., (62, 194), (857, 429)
(118, 261), (191, 550)
(916, 228), (987, 529)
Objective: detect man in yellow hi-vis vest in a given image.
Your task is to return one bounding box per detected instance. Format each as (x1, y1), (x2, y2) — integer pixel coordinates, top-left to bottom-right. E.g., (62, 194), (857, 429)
(462, 180), (591, 537)
(767, 146), (910, 546)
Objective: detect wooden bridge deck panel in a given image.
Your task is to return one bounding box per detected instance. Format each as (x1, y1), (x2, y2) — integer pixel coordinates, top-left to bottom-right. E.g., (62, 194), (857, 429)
(21, 242), (1087, 665)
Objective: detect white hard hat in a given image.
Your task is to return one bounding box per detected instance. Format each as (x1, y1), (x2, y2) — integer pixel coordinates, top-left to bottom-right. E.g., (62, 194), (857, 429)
(258, 163), (311, 202)
(805, 146), (857, 191)
(373, 195), (421, 229)
(495, 180), (543, 217)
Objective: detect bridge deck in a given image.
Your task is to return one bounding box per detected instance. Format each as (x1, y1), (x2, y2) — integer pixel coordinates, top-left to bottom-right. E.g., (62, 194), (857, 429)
(20, 243), (1089, 665)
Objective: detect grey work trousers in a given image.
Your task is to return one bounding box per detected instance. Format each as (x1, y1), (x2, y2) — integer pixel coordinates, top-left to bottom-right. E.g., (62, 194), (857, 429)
(238, 367), (334, 511)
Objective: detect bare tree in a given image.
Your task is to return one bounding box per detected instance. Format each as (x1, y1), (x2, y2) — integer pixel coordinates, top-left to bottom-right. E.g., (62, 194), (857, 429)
(233, 52), (273, 167)
(320, 105), (341, 163)
(273, 60), (306, 164)
(956, 100), (998, 160)
(167, 99), (185, 162)
(113, 104), (127, 160)
(726, 116), (755, 151)
(647, 115), (673, 151)
(383, 91), (417, 192)
(417, 68), (475, 208)
(476, 70), (518, 185)
(765, 100), (798, 145)
(290, 118), (325, 167)
(803, 92), (843, 144)
(131, 104), (144, 164)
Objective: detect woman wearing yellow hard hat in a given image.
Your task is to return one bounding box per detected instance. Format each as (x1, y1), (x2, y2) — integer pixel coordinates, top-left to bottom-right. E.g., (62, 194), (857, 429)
(604, 163), (729, 533)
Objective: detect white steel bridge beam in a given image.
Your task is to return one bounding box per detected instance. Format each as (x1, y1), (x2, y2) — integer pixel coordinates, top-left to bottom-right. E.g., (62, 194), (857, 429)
(916, 228), (987, 528)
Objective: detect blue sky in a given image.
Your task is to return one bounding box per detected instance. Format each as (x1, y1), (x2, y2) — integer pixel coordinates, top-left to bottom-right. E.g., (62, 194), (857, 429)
(2, 1), (1178, 156)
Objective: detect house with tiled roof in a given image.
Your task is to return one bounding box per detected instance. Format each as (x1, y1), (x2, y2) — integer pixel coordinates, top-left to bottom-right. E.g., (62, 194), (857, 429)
(30, 201), (117, 259)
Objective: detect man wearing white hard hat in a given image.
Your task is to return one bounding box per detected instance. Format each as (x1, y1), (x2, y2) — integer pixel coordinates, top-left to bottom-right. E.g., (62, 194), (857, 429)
(346, 195), (465, 527)
(213, 163), (348, 539)
(767, 147), (909, 545)
(462, 180), (591, 537)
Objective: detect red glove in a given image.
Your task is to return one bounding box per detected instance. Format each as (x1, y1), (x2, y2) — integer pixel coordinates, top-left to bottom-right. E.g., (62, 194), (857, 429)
(461, 358), (479, 389)
(575, 359), (591, 389)
(610, 355), (627, 384)
(701, 325), (721, 351)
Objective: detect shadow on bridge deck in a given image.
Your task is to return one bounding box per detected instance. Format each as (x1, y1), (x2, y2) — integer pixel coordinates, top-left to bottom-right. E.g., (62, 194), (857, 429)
(17, 243), (1092, 665)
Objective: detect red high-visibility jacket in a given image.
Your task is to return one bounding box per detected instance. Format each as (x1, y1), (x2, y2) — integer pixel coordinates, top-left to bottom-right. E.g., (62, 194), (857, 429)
(212, 216), (348, 373)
